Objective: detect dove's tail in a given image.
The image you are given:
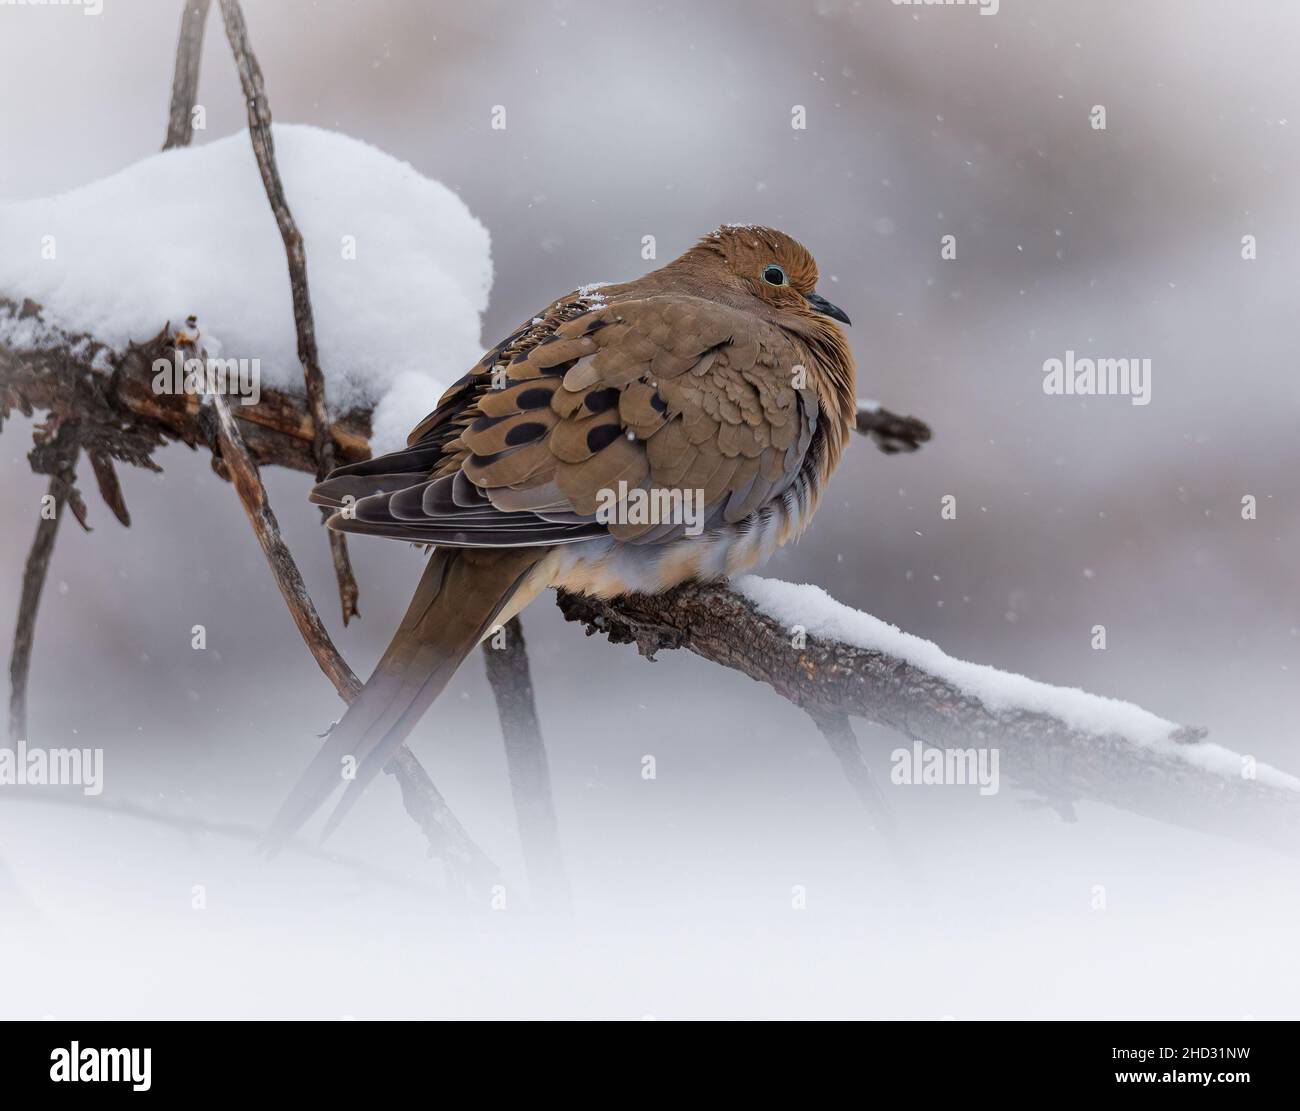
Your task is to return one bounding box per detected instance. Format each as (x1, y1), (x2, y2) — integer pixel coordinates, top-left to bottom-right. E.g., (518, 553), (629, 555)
(261, 545), (548, 855)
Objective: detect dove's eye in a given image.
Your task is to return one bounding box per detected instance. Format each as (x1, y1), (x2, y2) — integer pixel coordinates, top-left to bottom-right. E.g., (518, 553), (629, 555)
(761, 264), (787, 287)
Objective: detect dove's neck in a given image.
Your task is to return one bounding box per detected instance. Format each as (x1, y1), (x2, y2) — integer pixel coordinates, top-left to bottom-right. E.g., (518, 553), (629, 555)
(617, 255), (858, 475)
(795, 319), (856, 486)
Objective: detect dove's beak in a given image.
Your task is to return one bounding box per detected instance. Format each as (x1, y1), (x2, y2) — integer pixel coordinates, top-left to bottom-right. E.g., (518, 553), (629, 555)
(806, 292), (851, 326)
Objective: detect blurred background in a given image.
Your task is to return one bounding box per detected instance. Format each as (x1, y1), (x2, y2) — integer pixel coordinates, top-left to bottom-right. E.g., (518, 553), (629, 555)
(1, 0), (1298, 1018)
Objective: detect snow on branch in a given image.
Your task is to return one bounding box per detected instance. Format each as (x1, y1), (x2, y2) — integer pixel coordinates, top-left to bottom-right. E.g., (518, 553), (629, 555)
(0, 126), (491, 455)
(557, 579), (1300, 853)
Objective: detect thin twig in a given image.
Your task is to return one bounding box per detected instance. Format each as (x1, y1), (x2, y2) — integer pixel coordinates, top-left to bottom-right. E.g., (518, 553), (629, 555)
(208, 387), (496, 882)
(208, 389), (359, 700)
(8, 431), (81, 747)
(163, 0), (212, 150)
(482, 617), (571, 913)
(855, 403), (931, 454)
(387, 747), (499, 885)
(86, 449), (130, 527)
(807, 709), (898, 836)
(217, 0), (360, 624)
(4, 790), (425, 892)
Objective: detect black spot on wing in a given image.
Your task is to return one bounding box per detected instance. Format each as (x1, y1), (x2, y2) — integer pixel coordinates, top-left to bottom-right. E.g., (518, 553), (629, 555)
(586, 424), (623, 453)
(505, 422), (549, 446)
(517, 387), (553, 409)
(583, 387), (620, 413)
(469, 412), (510, 433)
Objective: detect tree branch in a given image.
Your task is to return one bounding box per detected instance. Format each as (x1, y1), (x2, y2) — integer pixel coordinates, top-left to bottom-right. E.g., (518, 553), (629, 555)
(206, 384), (497, 883)
(0, 296), (494, 882)
(0, 300), (370, 475)
(556, 580), (1300, 854)
(163, 0), (212, 151)
(7, 425), (82, 746)
(207, 388), (360, 702)
(5, 789), (428, 892)
(855, 401), (931, 454)
(806, 708), (897, 836)
(217, 0), (360, 624)
(482, 618), (571, 913)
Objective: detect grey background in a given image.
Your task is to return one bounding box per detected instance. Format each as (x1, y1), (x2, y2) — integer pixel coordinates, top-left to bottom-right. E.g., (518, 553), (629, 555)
(0, 0), (1297, 1018)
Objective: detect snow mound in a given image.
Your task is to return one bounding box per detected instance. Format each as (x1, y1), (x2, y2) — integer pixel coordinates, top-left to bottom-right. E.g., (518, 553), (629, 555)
(735, 576), (1300, 792)
(0, 125), (492, 453)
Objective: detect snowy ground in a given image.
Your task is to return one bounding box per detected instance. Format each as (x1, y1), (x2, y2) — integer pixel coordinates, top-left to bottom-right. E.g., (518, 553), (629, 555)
(4, 769), (1299, 1020)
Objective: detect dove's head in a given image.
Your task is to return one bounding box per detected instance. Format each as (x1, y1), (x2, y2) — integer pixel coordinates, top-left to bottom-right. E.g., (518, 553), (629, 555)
(691, 224), (852, 330)
(644, 225), (857, 447)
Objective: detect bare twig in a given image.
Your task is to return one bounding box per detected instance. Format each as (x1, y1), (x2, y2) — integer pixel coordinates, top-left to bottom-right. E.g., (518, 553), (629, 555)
(86, 449), (130, 527)
(165, 0), (482, 873)
(217, 0), (360, 624)
(8, 428), (81, 746)
(807, 709), (897, 836)
(386, 747), (499, 885)
(163, 0), (212, 150)
(207, 386), (497, 882)
(208, 389), (359, 701)
(4, 789), (426, 892)
(482, 618), (571, 913)
(855, 403), (931, 455)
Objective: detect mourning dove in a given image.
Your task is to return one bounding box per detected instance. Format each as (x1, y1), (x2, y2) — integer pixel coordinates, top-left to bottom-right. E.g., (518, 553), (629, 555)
(264, 225), (856, 850)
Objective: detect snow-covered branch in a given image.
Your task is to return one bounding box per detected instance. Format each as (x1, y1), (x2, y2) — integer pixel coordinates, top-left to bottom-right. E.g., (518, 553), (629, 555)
(557, 579), (1300, 853)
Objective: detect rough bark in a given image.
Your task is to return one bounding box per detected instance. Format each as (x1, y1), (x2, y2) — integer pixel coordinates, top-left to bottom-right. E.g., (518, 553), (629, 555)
(556, 582), (1300, 853)
(0, 302), (370, 476)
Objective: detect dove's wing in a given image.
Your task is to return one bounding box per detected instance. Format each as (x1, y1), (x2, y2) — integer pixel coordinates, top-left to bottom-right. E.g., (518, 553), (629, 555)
(311, 294), (818, 547)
